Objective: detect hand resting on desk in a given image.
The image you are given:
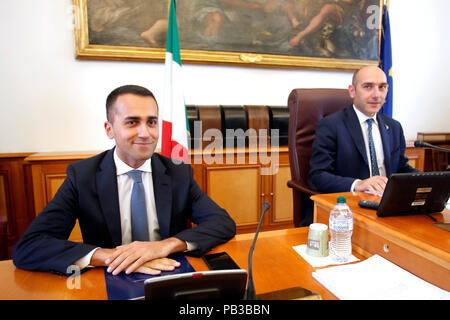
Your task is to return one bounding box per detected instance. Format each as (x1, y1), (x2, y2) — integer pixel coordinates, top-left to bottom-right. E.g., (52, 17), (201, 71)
(354, 176), (387, 195)
(90, 237), (185, 275)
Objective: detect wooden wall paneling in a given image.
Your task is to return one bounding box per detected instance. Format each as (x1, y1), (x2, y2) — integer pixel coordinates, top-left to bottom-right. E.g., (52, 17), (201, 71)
(0, 172), (9, 219)
(405, 147), (425, 172)
(417, 132), (450, 144)
(29, 161), (83, 242)
(25, 152), (101, 243)
(0, 154), (34, 259)
(190, 161), (205, 192)
(430, 149), (450, 171)
(260, 148), (293, 229)
(416, 132), (450, 171)
(260, 162), (273, 228)
(272, 164), (294, 225)
(0, 170), (11, 260)
(205, 164), (261, 233)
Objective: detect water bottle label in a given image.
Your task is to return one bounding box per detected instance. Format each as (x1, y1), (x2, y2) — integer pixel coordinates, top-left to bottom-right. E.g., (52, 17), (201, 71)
(330, 219), (353, 231)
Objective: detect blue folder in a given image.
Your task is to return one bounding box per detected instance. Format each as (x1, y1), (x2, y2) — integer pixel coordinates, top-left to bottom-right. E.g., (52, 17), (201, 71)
(104, 253), (195, 300)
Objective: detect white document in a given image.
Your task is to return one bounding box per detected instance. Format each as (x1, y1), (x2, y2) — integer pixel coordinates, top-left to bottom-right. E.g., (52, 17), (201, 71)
(292, 244), (359, 268)
(312, 254), (450, 300)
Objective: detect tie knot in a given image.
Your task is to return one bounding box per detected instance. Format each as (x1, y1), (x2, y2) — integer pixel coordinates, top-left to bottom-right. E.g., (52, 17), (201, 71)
(367, 118), (374, 128)
(127, 170), (143, 183)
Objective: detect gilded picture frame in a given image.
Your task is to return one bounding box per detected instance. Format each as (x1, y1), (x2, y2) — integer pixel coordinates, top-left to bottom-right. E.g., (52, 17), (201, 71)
(72, 0), (383, 70)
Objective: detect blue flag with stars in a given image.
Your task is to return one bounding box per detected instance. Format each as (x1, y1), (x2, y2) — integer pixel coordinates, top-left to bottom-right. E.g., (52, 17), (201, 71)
(379, 4), (393, 117)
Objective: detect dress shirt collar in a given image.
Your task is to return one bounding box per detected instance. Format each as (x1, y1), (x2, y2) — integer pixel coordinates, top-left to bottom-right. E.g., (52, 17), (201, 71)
(352, 104), (378, 126)
(113, 148), (152, 176)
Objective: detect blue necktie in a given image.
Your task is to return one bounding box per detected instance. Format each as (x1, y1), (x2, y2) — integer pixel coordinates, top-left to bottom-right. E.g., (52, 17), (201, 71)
(127, 170), (149, 241)
(367, 119), (380, 176)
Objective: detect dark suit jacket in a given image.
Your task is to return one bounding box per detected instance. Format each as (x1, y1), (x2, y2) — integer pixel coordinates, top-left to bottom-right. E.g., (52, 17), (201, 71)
(308, 106), (419, 193)
(13, 149), (236, 275)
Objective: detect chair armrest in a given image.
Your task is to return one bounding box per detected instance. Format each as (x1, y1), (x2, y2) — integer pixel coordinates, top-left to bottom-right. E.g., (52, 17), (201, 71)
(287, 180), (320, 195)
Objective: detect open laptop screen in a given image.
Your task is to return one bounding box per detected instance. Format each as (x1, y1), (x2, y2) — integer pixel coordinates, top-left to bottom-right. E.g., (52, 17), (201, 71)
(377, 171), (450, 217)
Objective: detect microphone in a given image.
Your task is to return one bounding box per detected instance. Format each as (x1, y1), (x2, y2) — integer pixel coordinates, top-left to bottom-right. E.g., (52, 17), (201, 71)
(414, 140), (450, 153)
(243, 202), (322, 300)
(244, 201), (270, 300)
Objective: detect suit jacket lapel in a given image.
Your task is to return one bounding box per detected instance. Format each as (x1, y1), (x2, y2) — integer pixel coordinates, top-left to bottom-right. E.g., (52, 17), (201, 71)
(151, 155), (172, 240)
(344, 107), (368, 165)
(377, 114), (392, 176)
(96, 149), (122, 247)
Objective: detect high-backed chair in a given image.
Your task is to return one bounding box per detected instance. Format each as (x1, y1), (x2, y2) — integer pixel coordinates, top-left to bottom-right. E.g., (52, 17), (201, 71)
(287, 89), (352, 226)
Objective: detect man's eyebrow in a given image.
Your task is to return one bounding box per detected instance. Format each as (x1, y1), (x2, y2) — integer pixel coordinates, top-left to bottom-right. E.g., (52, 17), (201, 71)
(361, 82), (389, 86)
(123, 115), (158, 120)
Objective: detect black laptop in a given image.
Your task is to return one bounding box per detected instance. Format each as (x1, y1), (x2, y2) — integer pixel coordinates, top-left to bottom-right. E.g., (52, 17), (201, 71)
(376, 171), (450, 217)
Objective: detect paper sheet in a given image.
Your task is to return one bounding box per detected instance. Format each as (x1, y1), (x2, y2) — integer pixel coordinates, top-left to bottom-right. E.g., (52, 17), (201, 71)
(293, 244), (359, 268)
(312, 254), (450, 300)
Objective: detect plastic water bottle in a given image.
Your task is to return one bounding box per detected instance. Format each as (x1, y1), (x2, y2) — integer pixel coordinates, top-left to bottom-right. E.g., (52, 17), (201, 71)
(329, 196), (353, 262)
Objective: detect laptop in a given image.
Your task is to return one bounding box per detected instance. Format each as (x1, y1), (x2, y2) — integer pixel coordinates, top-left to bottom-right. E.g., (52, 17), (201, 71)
(376, 171), (450, 218)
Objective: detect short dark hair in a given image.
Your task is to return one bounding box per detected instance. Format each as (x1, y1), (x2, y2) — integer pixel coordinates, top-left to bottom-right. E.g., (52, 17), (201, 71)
(106, 85), (157, 122)
(352, 68), (361, 86)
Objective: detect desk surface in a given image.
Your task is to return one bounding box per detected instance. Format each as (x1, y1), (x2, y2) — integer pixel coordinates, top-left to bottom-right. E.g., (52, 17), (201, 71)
(312, 192), (449, 256)
(312, 192), (450, 291)
(0, 228), (350, 300)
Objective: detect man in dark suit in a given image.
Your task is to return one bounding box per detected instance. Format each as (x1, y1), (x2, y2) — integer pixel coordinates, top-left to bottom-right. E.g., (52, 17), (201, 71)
(308, 66), (418, 194)
(13, 85), (236, 276)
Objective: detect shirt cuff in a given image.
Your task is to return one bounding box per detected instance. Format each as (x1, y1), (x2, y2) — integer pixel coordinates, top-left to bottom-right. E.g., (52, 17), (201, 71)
(350, 179), (361, 192)
(73, 248), (99, 270)
(185, 241), (198, 252)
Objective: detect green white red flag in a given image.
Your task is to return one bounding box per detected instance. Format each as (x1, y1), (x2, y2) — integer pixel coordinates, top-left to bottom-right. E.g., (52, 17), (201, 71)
(161, 0), (189, 163)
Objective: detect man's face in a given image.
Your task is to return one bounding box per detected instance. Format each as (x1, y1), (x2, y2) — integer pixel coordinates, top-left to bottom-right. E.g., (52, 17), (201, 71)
(104, 93), (159, 168)
(348, 66), (389, 117)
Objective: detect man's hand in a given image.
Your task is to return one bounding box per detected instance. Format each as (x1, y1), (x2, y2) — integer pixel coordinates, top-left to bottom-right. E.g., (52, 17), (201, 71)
(135, 258), (181, 275)
(104, 237), (187, 275)
(90, 248), (115, 267)
(354, 176), (388, 195)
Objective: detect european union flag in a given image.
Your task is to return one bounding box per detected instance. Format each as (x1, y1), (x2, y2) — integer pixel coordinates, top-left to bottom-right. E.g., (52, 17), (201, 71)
(379, 4), (393, 117)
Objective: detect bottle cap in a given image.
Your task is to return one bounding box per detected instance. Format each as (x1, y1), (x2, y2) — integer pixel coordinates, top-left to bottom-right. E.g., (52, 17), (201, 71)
(337, 196), (346, 203)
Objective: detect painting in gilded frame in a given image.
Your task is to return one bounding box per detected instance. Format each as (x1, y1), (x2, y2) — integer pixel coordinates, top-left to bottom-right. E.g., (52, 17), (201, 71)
(73, 0), (383, 70)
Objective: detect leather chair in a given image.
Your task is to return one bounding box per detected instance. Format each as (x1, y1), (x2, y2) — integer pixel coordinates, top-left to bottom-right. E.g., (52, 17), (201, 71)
(287, 89), (352, 226)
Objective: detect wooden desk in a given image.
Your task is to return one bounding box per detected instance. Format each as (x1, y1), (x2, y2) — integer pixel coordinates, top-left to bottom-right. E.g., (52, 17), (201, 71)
(0, 228), (345, 300)
(312, 192), (450, 291)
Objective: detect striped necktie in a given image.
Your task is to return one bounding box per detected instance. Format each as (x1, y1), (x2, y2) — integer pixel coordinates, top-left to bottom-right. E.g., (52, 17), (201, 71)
(366, 119), (380, 176)
(127, 170), (149, 241)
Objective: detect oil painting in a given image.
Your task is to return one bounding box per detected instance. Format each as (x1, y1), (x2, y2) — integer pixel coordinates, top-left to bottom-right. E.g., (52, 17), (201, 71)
(74, 0), (383, 70)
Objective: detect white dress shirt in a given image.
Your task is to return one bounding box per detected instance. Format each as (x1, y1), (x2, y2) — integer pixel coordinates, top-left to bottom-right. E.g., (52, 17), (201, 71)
(114, 150), (160, 244)
(350, 105), (386, 191)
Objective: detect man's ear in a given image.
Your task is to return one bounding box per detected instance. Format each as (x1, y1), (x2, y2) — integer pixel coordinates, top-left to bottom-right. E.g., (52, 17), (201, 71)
(348, 84), (355, 99)
(104, 121), (114, 139)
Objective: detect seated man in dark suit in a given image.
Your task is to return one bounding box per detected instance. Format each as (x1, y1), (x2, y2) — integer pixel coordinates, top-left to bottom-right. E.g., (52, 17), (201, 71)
(13, 85), (236, 276)
(309, 66), (419, 195)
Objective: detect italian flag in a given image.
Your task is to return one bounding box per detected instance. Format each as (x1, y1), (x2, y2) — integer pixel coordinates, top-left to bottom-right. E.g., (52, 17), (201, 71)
(161, 0), (189, 163)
